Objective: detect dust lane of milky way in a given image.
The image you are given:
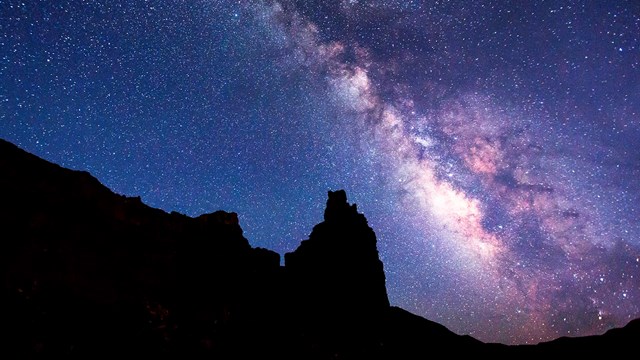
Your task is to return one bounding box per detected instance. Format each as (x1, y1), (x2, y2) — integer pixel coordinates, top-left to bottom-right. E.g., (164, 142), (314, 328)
(1, 0), (639, 344)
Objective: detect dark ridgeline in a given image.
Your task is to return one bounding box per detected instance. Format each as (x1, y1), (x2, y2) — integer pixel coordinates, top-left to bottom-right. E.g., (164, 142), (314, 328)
(0, 138), (637, 358)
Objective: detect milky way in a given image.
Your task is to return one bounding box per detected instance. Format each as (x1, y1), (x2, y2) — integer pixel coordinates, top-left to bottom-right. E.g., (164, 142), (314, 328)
(1, 0), (639, 344)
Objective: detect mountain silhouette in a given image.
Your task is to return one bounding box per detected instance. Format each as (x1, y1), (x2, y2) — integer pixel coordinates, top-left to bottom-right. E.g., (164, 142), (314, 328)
(0, 138), (637, 358)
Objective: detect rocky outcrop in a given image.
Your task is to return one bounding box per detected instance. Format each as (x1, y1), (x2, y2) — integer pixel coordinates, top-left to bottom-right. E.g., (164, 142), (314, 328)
(0, 138), (281, 356)
(1, 138), (638, 358)
(283, 190), (390, 357)
(285, 190), (389, 311)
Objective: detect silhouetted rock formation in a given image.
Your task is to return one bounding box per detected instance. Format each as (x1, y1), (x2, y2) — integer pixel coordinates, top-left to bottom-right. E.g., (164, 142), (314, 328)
(286, 190), (389, 312)
(1, 138), (638, 358)
(284, 189), (390, 357)
(0, 138), (281, 357)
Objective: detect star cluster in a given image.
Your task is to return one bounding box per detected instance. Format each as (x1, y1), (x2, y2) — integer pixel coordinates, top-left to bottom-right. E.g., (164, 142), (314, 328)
(1, 0), (639, 344)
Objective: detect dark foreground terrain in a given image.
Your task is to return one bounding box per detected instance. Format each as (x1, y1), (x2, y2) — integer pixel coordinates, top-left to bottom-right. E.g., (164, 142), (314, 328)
(1, 138), (638, 358)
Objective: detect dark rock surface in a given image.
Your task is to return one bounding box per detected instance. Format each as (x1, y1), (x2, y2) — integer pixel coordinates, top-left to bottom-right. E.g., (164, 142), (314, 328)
(283, 189), (390, 357)
(0, 138), (281, 357)
(1, 138), (638, 358)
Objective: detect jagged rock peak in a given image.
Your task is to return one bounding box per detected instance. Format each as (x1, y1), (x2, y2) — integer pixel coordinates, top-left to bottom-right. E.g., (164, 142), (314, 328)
(285, 189), (390, 315)
(323, 189), (360, 222)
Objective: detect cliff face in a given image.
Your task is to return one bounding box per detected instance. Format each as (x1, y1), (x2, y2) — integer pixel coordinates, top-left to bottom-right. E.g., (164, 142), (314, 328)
(283, 190), (391, 357)
(1, 138), (638, 358)
(285, 189), (389, 318)
(0, 139), (281, 356)
(0, 138), (393, 357)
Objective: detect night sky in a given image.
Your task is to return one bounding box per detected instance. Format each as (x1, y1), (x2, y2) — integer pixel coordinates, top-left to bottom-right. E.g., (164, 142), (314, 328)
(2, 0), (640, 344)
